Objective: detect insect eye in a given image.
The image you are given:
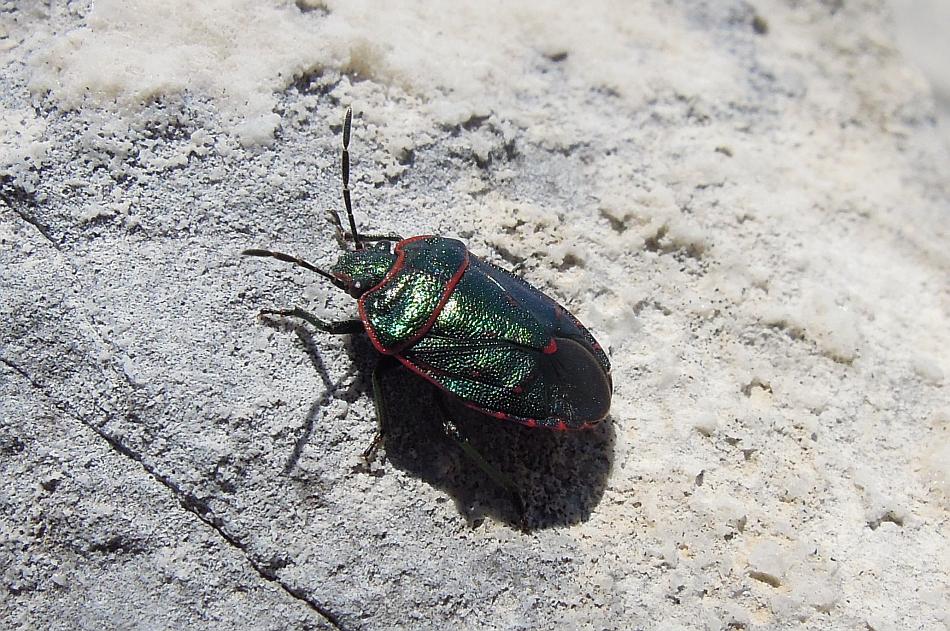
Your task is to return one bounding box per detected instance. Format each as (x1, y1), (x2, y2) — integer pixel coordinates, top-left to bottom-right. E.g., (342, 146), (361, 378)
(347, 279), (364, 299)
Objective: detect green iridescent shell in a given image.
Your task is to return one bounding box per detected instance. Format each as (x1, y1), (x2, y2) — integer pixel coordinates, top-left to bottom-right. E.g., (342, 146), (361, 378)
(345, 236), (611, 429)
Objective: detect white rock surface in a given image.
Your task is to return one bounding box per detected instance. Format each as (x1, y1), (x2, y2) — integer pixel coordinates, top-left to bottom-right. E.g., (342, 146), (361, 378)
(1, 1), (947, 629)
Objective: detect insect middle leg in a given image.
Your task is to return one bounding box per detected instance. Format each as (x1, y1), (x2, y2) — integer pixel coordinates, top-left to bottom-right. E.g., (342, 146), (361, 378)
(262, 307), (396, 465)
(259, 307), (364, 335)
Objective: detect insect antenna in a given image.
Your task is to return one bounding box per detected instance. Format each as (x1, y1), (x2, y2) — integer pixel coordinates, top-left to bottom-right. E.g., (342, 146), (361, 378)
(241, 248), (346, 292)
(341, 107), (362, 251)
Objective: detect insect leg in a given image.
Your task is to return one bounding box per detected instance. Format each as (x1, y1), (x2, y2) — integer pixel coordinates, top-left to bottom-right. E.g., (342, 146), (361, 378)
(346, 232), (404, 243)
(325, 208), (347, 248)
(327, 210), (402, 245)
(363, 355), (401, 463)
(259, 307), (364, 334)
(433, 393), (528, 530)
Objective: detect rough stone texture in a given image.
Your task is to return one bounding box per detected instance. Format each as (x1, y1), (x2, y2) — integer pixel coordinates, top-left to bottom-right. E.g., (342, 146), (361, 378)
(1, 1), (947, 630)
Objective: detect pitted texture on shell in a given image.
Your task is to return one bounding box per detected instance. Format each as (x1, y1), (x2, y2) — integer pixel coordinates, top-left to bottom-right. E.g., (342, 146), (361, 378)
(360, 237), (468, 351)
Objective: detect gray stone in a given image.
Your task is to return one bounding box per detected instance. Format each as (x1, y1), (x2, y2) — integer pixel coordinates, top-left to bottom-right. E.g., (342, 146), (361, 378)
(2, 1), (947, 629)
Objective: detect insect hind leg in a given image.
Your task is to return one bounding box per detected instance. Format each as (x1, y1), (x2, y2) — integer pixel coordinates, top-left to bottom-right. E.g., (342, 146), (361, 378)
(361, 355), (402, 464)
(433, 392), (528, 531)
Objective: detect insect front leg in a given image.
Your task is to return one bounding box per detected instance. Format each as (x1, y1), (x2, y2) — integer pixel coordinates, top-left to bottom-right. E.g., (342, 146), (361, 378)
(259, 307), (364, 335)
(325, 211), (403, 248)
(350, 233), (404, 243)
(433, 393), (528, 531)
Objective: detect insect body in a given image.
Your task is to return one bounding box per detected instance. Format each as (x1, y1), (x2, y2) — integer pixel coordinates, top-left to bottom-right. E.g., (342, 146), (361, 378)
(245, 109), (611, 432)
(336, 234), (611, 428)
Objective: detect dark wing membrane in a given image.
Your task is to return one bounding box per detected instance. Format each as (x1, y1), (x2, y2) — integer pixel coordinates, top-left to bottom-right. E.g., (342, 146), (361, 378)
(535, 336), (612, 423)
(401, 256), (612, 427)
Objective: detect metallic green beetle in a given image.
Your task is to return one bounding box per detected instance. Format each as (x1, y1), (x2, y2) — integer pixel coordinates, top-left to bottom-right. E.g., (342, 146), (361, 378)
(333, 235), (612, 429)
(243, 109), (612, 430)
(245, 108), (611, 433)
(249, 109), (613, 527)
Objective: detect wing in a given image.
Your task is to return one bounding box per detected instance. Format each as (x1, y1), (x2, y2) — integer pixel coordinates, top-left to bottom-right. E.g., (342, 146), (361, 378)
(400, 256), (611, 428)
(476, 258), (612, 374)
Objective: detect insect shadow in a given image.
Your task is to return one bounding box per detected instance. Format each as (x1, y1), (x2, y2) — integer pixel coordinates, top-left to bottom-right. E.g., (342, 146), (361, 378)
(247, 107), (615, 531)
(274, 319), (614, 531)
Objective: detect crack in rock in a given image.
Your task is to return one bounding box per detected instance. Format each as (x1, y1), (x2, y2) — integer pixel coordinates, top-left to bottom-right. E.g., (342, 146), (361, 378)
(0, 355), (347, 631)
(1, 183), (60, 249)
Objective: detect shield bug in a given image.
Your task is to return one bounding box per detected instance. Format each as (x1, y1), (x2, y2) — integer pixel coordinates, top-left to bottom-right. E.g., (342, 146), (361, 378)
(244, 108), (611, 514)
